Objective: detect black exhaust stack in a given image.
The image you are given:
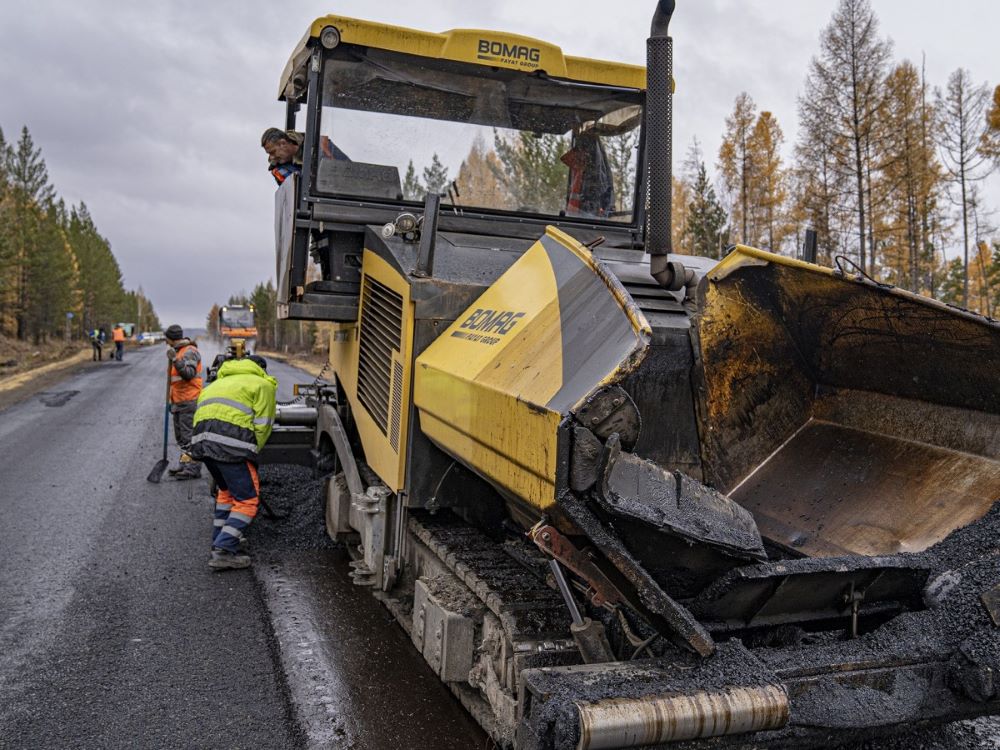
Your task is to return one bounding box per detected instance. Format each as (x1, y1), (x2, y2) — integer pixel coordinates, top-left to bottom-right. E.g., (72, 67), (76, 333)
(645, 0), (692, 292)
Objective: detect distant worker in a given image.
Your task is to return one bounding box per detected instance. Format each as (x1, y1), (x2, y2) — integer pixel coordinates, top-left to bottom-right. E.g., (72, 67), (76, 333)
(189, 355), (277, 570)
(111, 324), (126, 361)
(260, 127), (350, 186)
(165, 324), (204, 480)
(89, 328), (106, 361)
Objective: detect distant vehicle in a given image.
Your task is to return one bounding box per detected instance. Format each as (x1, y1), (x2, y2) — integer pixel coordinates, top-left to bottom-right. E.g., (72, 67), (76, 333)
(218, 305), (257, 349)
(138, 331), (165, 345)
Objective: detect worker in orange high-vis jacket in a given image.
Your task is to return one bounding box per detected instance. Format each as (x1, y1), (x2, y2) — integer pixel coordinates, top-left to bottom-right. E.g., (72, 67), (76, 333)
(164, 324), (204, 479)
(111, 324), (126, 361)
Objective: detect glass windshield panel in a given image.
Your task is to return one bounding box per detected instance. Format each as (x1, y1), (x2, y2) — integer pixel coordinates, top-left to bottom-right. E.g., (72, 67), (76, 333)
(316, 49), (642, 224)
(221, 308), (254, 328)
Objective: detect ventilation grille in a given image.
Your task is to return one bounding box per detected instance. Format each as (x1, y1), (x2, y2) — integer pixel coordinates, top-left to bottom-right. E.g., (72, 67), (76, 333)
(389, 360), (403, 451)
(357, 276), (403, 437)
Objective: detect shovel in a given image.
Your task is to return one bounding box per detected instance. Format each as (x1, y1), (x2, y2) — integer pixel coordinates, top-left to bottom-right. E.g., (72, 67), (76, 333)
(146, 362), (171, 483)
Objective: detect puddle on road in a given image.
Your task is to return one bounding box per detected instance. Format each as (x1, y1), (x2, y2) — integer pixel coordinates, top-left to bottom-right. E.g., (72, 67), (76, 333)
(37, 391), (79, 407)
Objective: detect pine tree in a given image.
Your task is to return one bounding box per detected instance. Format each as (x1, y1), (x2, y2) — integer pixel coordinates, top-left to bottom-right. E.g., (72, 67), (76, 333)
(671, 177), (693, 255)
(605, 130), (639, 215)
(421, 153), (449, 196)
(454, 136), (511, 209)
(7, 126), (60, 339)
(23, 202), (78, 342)
(402, 160), (422, 201)
(718, 92), (758, 244)
(800, 0), (892, 273)
(794, 90), (852, 267)
(938, 257), (966, 307)
(67, 202), (127, 331)
(206, 304), (221, 338)
(685, 161), (729, 259)
(250, 281), (278, 349)
(492, 131), (569, 215)
(747, 112), (789, 251)
(936, 68), (995, 308)
(876, 61), (944, 292)
(0, 127), (15, 335)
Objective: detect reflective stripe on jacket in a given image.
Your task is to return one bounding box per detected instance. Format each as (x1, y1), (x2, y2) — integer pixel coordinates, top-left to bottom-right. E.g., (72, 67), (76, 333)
(190, 358), (277, 463)
(170, 342), (203, 403)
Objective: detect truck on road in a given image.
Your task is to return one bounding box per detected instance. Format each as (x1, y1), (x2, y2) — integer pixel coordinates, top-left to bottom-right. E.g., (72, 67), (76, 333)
(217, 304), (257, 350)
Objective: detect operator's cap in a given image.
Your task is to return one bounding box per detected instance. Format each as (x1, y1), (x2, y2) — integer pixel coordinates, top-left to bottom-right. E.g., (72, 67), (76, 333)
(165, 324), (184, 341)
(248, 354), (268, 371)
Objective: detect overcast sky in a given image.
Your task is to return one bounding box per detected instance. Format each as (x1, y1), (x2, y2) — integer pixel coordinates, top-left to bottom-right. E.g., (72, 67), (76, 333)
(1, 1), (997, 329)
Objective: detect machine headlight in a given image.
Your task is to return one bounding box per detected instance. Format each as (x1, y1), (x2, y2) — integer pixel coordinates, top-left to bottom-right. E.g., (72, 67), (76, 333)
(319, 26), (341, 50)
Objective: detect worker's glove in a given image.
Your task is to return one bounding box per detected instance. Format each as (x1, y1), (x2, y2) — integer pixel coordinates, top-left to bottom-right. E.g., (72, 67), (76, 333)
(166, 347), (177, 361)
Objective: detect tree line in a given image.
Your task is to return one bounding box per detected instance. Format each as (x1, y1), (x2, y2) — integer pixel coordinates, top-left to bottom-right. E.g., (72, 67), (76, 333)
(0, 125), (160, 343)
(674, 0), (1000, 316)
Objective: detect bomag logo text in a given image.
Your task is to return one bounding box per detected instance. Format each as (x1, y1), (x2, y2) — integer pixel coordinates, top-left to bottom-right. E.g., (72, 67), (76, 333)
(450, 308), (526, 346)
(461, 308), (525, 335)
(477, 39), (541, 69)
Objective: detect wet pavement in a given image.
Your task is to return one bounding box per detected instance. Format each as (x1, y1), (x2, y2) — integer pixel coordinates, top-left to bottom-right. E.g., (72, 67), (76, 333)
(0, 343), (484, 750)
(0, 344), (298, 748)
(2, 342), (1000, 750)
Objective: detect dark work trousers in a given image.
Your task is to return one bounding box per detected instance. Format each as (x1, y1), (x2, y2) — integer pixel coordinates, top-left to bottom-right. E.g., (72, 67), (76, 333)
(203, 459), (260, 553)
(91, 342), (103, 361)
(114, 341), (123, 361)
(171, 400), (198, 454)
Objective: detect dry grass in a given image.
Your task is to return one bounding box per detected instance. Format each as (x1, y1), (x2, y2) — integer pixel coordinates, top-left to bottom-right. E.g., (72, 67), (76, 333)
(0, 334), (88, 381)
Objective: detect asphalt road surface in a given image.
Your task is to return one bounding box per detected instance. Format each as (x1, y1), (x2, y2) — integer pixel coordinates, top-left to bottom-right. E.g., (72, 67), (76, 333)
(3, 343), (998, 750)
(0, 343), (484, 750)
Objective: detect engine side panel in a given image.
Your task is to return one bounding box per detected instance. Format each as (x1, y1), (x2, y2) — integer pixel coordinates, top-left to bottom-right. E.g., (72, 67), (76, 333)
(329, 249), (415, 492)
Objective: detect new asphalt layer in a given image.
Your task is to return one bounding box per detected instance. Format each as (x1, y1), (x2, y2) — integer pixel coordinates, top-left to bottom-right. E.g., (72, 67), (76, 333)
(2, 342), (998, 750)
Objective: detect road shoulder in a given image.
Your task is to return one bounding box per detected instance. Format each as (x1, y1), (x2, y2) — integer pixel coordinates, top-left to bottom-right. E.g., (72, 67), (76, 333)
(0, 349), (94, 412)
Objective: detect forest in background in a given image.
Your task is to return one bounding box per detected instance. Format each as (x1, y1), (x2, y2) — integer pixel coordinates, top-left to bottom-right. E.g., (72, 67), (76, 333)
(0, 126), (160, 346)
(689, 0), (1000, 316)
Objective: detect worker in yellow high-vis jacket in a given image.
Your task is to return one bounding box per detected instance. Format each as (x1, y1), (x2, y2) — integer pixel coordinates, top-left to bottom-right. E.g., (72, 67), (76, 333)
(189, 355), (277, 571)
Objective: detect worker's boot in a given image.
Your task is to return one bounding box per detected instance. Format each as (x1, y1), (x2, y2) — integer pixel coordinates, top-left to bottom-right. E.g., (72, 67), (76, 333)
(167, 452), (189, 475)
(175, 465), (202, 480)
(208, 549), (251, 570)
(172, 453), (202, 480)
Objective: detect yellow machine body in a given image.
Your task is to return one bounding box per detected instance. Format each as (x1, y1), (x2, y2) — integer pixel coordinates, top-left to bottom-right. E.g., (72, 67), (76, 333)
(414, 228), (649, 513)
(329, 251), (416, 493)
(280, 15), (645, 100)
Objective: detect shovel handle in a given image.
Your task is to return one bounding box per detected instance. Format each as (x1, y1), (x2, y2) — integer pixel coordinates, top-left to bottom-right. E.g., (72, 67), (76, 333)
(163, 360), (172, 461)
